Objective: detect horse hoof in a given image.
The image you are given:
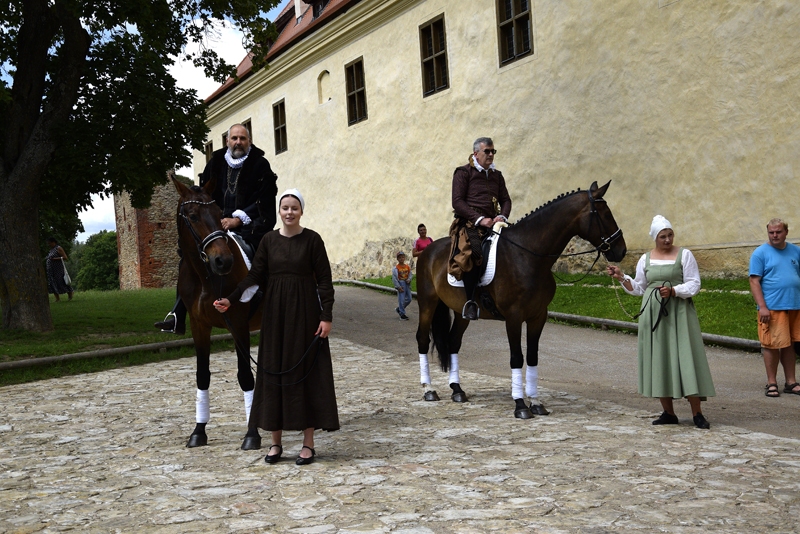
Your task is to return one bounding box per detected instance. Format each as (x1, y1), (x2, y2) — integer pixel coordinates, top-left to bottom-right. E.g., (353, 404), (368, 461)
(423, 390), (440, 401)
(530, 404), (550, 416)
(241, 435), (262, 450)
(514, 407), (535, 420)
(451, 391), (468, 403)
(186, 433), (208, 448)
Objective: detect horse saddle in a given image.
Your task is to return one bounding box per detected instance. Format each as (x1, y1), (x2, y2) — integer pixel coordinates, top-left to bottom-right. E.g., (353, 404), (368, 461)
(447, 225), (503, 288)
(228, 231), (255, 265)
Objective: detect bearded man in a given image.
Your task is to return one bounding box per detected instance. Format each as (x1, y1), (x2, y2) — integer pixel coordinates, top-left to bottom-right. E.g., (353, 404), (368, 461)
(155, 123), (278, 334)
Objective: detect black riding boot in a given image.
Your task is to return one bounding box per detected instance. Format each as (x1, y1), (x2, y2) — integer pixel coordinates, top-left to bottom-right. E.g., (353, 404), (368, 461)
(462, 269), (480, 320)
(155, 296), (187, 335)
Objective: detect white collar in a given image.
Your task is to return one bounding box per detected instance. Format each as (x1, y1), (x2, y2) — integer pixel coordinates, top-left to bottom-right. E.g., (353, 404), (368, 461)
(225, 147), (252, 169)
(471, 154), (496, 173)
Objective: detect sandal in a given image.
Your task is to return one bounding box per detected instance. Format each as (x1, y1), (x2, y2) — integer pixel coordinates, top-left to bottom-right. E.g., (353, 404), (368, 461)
(765, 384), (780, 398)
(783, 382), (800, 395)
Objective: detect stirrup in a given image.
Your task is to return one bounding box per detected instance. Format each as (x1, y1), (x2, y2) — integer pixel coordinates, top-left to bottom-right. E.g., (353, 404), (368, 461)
(158, 311), (177, 332)
(461, 300), (479, 320)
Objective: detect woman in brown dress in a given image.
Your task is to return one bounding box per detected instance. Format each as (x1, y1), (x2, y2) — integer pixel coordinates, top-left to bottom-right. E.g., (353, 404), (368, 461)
(214, 189), (339, 465)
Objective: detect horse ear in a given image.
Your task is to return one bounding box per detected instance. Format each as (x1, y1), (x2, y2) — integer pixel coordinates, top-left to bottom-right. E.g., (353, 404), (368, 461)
(170, 170), (190, 196)
(591, 180), (611, 199)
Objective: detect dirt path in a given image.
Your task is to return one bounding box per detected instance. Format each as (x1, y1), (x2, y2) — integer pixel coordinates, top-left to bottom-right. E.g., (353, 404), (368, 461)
(334, 285), (799, 439)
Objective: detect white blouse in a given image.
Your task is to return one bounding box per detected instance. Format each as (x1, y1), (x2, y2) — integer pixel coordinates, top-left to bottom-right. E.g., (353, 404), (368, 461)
(619, 248), (701, 299)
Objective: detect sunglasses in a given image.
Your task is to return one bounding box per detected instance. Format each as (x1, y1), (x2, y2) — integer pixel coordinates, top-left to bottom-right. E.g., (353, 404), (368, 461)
(481, 149), (498, 155)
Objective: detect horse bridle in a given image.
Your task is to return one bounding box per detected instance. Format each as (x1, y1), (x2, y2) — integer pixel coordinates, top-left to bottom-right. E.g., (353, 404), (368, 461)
(586, 191), (624, 254)
(491, 191), (623, 260)
(179, 199), (229, 265)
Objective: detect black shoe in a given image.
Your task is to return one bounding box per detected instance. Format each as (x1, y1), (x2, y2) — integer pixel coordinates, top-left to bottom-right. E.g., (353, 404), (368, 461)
(693, 414), (710, 429)
(462, 300), (479, 320)
(265, 444), (283, 464)
(296, 445), (315, 465)
(395, 307), (401, 316)
(652, 411), (679, 425)
(400, 313), (409, 320)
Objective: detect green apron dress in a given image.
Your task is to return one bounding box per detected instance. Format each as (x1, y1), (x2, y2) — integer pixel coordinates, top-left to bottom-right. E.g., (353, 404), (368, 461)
(637, 249), (716, 399)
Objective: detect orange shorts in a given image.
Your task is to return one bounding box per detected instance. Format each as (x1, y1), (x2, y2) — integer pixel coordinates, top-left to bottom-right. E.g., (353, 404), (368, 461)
(757, 309), (800, 349)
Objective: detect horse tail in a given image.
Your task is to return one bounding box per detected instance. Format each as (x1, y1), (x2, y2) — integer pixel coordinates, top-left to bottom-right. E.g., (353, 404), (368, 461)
(430, 299), (452, 372)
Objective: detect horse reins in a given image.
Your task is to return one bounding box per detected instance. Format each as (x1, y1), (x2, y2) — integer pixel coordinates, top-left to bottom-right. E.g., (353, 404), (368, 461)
(179, 197), (322, 385)
(487, 191), (624, 282)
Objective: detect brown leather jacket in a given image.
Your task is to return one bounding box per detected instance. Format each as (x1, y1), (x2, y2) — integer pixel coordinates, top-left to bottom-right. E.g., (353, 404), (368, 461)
(451, 156), (512, 223)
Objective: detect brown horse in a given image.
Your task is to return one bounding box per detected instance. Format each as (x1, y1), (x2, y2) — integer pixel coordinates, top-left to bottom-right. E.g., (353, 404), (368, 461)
(171, 173), (263, 449)
(415, 181), (627, 418)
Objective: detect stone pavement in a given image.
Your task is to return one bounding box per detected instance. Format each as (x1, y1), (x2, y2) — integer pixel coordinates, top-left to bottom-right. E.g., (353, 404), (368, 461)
(2, 338), (800, 533)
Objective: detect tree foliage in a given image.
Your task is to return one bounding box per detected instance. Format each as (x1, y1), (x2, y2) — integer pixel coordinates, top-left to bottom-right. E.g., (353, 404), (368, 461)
(0, 0), (280, 331)
(75, 231), (119, 291)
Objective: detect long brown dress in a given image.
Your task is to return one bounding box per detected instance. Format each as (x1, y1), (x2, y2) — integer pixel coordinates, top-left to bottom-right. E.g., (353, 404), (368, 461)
(228, 228), (339, 432)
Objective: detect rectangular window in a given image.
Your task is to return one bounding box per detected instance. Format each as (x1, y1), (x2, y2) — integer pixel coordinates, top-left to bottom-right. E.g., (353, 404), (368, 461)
(222, 132), (228, 147)
(242, 119), (253, 142)
(204, 141), (213, 163)
(345, 58), (368, 125)
(273, 100), (287, 154)
(420, 16), (449, 97)
(497, 0), (533, 65)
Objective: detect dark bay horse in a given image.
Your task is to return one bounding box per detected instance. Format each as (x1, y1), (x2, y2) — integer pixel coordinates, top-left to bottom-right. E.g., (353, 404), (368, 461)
(415, 181), (627, 418)
(171, 173), (262, 449)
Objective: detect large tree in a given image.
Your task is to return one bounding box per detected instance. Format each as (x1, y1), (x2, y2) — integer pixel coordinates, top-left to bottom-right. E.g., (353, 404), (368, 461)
(0, 0), (279, 331)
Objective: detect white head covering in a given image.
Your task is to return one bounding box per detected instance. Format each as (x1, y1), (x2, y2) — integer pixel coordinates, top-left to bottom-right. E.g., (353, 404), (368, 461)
(279, 188), (305, 212)
(649, 215), (672, 240)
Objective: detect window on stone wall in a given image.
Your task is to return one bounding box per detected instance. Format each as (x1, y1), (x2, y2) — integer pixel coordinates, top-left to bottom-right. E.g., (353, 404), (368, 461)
(345, 58), (368, 126)
(222, 132), (228, 147)
(420, 16), (449, 97)
(242, 119), (253, 142)
(497, 0), (533, 65)
(273, 100), (287, 154)
(204, 141), (213, 163)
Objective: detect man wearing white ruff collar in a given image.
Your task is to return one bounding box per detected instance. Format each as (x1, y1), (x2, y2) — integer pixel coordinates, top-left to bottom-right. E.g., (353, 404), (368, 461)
(155, 123), (278, 336)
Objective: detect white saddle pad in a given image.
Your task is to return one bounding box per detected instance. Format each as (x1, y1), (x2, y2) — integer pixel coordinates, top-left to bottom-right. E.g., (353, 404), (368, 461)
(447, 225), (503, 288)
(227, 230), (259, 303)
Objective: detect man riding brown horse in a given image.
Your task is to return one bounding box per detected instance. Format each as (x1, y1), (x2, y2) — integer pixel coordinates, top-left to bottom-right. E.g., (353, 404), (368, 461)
(154, 123), (278, 335)
(449, 137), (511, 320)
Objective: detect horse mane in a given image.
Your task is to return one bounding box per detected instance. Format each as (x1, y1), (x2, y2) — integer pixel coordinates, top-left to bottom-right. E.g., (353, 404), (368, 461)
(514, 188), (585, 224)
(189, 185), (203, 193)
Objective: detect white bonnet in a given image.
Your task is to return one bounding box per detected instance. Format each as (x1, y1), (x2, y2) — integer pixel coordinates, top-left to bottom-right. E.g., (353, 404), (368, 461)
(279, 188), (305, 212)
(649, 215), (672, 240)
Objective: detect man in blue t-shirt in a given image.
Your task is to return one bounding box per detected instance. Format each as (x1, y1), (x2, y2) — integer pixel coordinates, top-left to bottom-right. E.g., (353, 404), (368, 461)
(749, 218), (800, 397)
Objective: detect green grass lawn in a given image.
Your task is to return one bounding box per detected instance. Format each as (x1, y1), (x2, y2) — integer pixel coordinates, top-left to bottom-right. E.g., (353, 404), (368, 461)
(0, 289), (236, 386)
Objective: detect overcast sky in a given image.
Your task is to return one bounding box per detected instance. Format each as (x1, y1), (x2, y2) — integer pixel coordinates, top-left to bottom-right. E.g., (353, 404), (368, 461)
(77, 5), (286, 242)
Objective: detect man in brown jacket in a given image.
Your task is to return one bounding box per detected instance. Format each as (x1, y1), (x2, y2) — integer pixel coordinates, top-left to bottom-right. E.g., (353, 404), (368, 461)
(450, 137), (512, 319)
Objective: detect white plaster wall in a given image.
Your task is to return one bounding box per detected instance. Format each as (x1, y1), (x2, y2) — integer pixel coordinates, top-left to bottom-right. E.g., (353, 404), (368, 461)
(195, 0), (800, 277)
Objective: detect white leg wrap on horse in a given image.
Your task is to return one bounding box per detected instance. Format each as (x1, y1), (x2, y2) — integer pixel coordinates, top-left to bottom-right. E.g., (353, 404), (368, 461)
(512, 369), (524, 399)
(196, 389), (210, 424)
(448, 353), (460, 384)
(243, 390), (254, 423)
(419, 354), (432, 387)
(526, 366), (539, 399)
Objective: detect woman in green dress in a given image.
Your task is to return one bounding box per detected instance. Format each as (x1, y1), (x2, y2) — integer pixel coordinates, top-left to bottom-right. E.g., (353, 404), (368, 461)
(607, 215), (715, 429)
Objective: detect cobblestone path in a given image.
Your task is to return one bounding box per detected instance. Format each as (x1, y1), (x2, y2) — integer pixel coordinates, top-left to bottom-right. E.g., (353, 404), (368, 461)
(2, 339), (799, 533)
